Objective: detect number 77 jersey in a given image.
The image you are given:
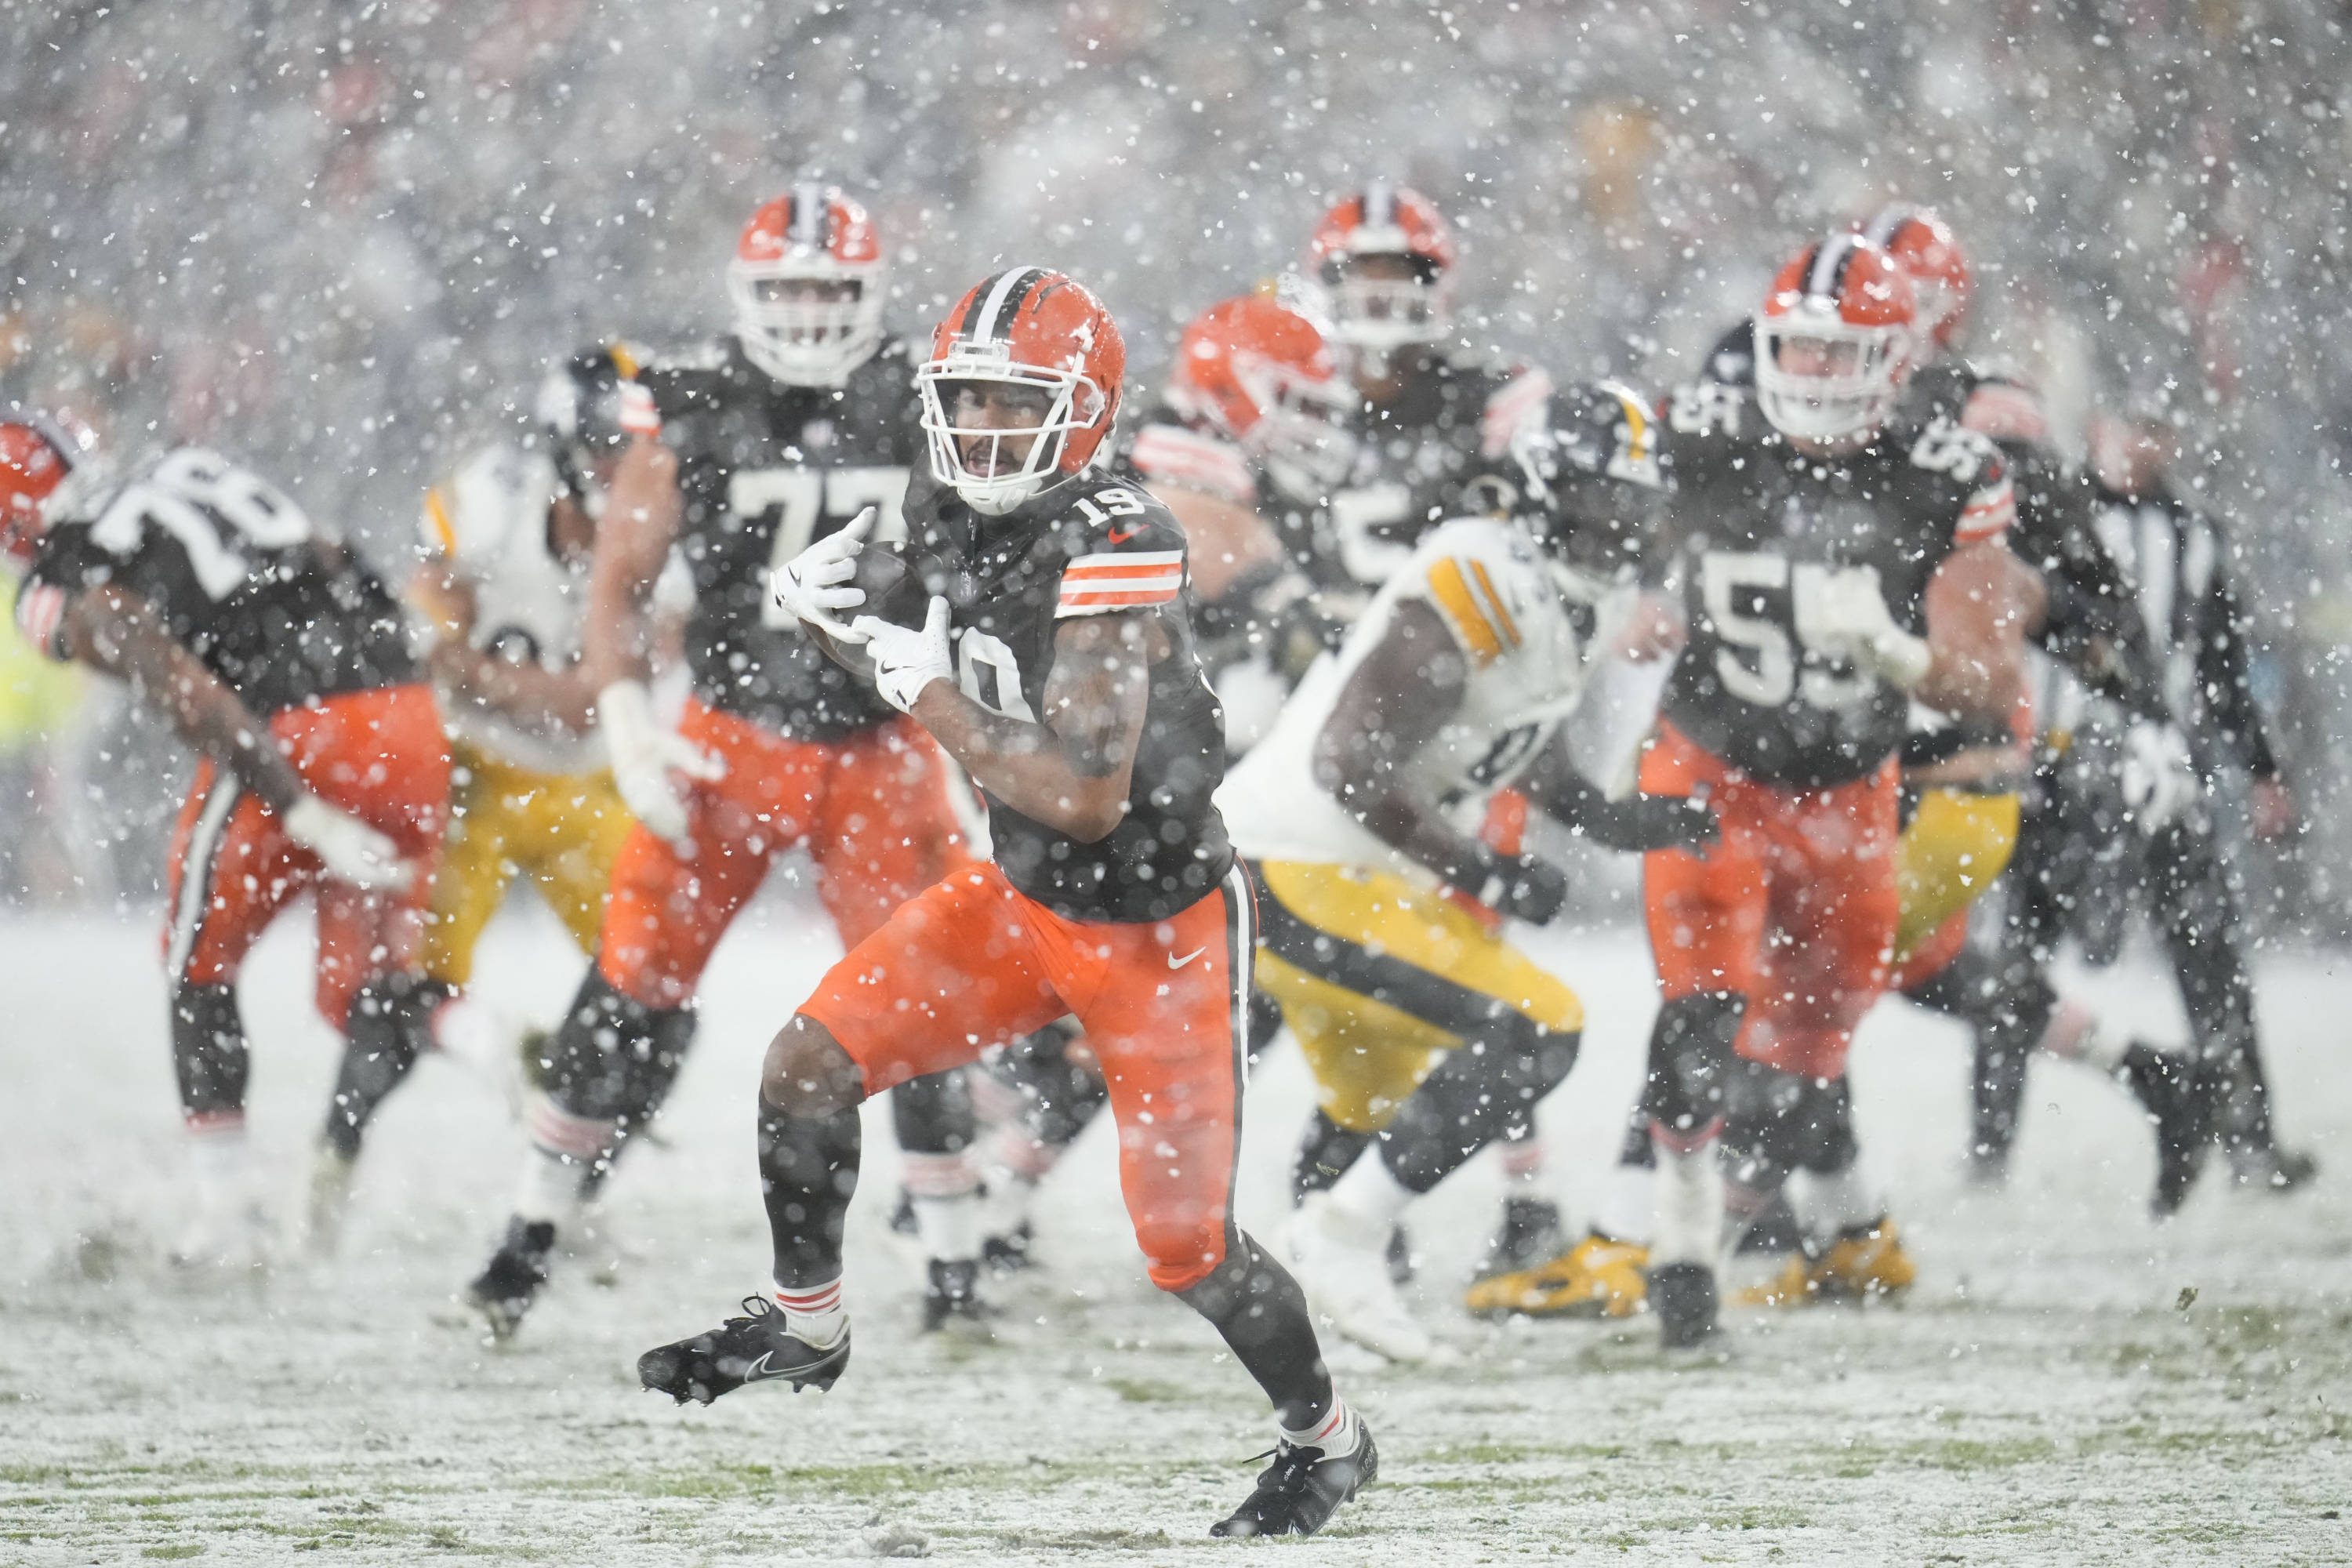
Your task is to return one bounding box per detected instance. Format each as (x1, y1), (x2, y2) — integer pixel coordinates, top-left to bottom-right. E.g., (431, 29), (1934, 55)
(1655, 393), (2015, 788)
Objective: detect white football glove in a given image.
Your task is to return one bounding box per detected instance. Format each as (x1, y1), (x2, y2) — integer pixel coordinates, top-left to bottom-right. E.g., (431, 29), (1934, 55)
(283, 795), (412, 891)
(2121, 718), (2200, 834)
(1796, 564), (1933, 689)
(599, 679), (724, 840)
(769, 506), (877, 643)
(852, 596), (955, 714)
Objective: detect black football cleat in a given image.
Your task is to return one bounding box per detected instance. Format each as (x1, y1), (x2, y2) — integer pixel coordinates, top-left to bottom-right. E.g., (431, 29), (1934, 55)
(982, 1219), (1035, 1275)
(1650, 1261), (1720, 1350)
(1385, 1224), (1415, 1287)
(466, 1217), (556, 1341)
(1472, 1196), (1564, 1281)
(2122, 1045), (2213, 1216)
(637, 1295), (851, 1405)
(2230, 1142), (2319, 1192)
(921, 1258), (994, 1332)
(1209, 1423), (1377, 1538)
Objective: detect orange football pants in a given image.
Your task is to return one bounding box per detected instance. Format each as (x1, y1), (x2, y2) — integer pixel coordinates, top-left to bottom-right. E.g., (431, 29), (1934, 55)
(800, 858), (1258, 1294)
(164, 684), (451, 1027)
(596, 699), (973, 1010)
(1640, 721), (1900, 1080)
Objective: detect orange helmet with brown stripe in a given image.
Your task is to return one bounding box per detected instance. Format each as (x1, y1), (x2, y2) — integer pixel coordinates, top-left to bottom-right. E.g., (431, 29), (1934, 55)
(918, 268), (1126, 517)
(0, 408), (93, 577)
(1754, 233), (1918, 444)
(1306, 183), (1457, 352)
(1168, 296), (1357, 494)
(1858, 202), (1971, 351)
(727, 183), (887, 385)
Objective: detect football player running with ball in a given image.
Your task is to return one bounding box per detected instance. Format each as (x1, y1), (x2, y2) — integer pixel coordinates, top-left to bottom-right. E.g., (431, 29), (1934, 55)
(1, 416), (447, 1266)
(1628, 237), (2035, 1348)
(640, 269), (1374, 1540)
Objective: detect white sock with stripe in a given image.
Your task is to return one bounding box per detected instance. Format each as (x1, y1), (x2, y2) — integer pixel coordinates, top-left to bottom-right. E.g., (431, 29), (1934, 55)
(1279, 1392), (1363, 1457)
(772, 1276), (848, 1348)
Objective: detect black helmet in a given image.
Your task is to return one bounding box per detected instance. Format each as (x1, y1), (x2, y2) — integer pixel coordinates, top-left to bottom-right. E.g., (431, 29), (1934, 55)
(535, 343), (643, 513)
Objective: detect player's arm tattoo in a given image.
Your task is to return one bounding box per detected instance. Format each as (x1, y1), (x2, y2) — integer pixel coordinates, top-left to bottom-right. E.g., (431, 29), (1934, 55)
(59, 582), (306, 814)
(909, 609), (1160, 842)
(1312, 597), (1498, 887)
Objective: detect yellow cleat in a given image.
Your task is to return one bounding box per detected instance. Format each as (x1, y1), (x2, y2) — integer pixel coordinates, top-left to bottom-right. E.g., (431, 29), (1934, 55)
(1732, 1218), (1916, 1308)
(1464, 1232), (1650, 1319)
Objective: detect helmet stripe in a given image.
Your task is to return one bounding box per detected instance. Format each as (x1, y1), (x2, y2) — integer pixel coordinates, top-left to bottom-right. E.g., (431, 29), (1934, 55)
(1861, 202), (1919, 249)
(789, 181), (827, 249)
(1362, 180), (1393, 228)
(971, 266), (1047, 345)
(1806, 233), (1860, 303)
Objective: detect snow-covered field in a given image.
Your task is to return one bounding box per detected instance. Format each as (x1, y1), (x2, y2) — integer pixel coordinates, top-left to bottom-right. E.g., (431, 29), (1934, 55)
(5, 879), (2348, 1565)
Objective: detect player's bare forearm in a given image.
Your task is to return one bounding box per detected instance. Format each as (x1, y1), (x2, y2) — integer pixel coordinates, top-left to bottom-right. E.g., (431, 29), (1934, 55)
(1147, 485), (1284, 602)
(60, 583), (303, 812)
(583, 435), (681, 690)
(427, 641), (600, 735)
(1313, 598), (1487, 881)
(909, 613), (1152, 843)
(1918, 538), (2034, 724)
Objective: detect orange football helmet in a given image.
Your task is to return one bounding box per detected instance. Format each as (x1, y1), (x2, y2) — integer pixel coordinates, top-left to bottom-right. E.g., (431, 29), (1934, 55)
(727, 183), (887, 385)
(918, 268), (1126, 516)
(0, 408), (93, 576)
(1859, 203), (1971, 351)
(1755, 234), (1918, 443)
(1306, 183), (1457, 351)
(1168, 296), (1357, 494)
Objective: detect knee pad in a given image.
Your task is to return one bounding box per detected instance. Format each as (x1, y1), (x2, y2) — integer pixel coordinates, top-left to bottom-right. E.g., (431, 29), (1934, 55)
(891, 1069), (976, 1156)
(1640, 993), (1744, 1135)
(541, 970), (696, 1125)
(170, 982), (248, 1118)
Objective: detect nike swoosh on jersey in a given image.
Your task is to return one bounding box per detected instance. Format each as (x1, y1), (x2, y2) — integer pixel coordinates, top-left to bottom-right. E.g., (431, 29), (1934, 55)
(1167, 946), (1210, 969)
(1107, 522), (1147, 544)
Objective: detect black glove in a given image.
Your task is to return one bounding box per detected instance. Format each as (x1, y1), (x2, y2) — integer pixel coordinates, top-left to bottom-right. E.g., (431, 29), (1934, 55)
(1450, 849), (1570, 927)
(1581, 792), (1720, 855)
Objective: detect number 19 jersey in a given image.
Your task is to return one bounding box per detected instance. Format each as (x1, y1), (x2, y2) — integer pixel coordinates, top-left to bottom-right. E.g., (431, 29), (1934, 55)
(633, 336), (920, 741)
(1655, 389), (2016, 788)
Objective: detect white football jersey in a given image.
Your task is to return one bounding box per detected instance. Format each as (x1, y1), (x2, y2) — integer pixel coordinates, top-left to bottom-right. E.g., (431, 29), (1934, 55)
(421, 445), (597, 775)
(1217, 514), (1592, 883)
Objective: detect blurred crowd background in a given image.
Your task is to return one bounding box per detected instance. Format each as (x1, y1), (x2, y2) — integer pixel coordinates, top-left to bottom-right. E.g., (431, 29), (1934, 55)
(1, 0), (2346, 937)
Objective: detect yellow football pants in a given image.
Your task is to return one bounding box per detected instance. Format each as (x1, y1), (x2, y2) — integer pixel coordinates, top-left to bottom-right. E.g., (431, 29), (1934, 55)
(1892, 786), (2021, 964)
(1253, 860), (1584, 1134)
(423, 741), (635, 988)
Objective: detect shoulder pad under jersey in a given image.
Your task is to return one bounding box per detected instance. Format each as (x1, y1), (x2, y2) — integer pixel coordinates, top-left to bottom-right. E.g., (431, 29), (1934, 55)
(1401, 515), (1549, 670)
(1906, 418), (2016, 543)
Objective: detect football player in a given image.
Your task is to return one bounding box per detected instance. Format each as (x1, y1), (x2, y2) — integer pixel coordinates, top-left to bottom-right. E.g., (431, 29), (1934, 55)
(1620, 237), (2036, 1347)
(1218, 379), (1704, 1362)
(1300, 184), (1575, 1269)
(394, 347), (642, 1254)
(1, 412), (448, 1265)
(463, 187), (978, 1337)
(641, 269), (1374, 1540)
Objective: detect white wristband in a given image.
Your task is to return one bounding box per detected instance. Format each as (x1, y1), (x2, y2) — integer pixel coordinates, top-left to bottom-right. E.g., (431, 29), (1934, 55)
(1867, 630), (1934, 691)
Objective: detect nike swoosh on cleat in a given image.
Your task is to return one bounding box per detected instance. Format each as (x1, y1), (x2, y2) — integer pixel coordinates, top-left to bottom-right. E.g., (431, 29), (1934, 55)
(1167, 946), (1209, 970)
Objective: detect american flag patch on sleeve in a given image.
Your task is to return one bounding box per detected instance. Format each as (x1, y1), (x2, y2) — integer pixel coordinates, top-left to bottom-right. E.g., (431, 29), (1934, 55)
(15, 583), (68, 656)
(1955, 475), (2016, 543)
(1056, 550), (1185, 618)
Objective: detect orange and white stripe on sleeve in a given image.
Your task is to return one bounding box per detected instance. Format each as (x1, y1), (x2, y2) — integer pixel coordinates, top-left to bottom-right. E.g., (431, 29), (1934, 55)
(1055, 550), (1185, 618)
(1954, 474), (2016, 543)
(1130, 423), (1257, 506)
(15, 582), (71, 659)
(619, 381), (661, 438)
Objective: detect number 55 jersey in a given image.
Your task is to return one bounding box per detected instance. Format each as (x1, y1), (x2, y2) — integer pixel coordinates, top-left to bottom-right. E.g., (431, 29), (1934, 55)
(1654, 388), (2015, 789)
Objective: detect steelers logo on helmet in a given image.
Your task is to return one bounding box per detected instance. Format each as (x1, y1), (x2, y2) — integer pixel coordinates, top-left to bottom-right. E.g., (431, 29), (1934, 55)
(532, 343), (644, 519)
(0, 406), (94, 578)
(1168, 296), (1357, 499)
(917, 268), (1127, 517)
(1858, 202), (1971, 352)
(727, 183), (887, 387)
(1754, 233), (1918, 445)
(1305, 182), (1458, 354)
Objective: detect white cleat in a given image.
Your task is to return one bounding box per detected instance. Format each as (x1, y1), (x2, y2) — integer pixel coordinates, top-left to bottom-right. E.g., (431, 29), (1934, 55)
(1288, 1194), (1455, 1365)
(290, 1141), (359, 1261)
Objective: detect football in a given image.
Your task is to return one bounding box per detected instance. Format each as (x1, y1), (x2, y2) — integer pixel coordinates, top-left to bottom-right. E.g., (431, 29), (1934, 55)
(803, 539), (932, 680)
